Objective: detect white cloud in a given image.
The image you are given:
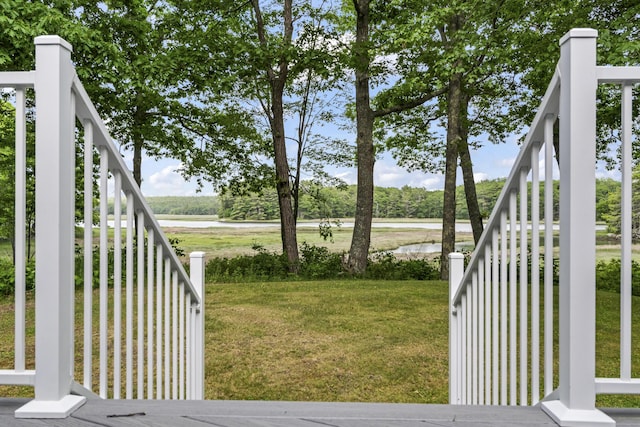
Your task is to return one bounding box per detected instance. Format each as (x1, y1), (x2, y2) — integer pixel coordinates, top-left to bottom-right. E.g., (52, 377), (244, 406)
(377, 171), (404, 186)
(419, 176), (443, 190)
(145, 163), (193, 196)
(474, 172), (489, 183)
(498, 157), (516, 168)
(374, 163), (406, 187)
(596, 169), (621, 180)
(334, 171), (356, 185)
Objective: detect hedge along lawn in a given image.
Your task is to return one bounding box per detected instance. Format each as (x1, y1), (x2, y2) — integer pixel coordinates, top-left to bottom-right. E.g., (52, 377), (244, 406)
(204, 279), (450, 403)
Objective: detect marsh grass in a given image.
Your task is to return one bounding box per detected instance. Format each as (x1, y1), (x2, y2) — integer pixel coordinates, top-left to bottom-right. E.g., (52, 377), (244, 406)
(165, 226), (448, 259)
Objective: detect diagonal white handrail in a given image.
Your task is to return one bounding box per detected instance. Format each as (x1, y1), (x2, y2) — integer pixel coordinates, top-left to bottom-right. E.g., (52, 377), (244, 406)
(450, 28), (640, 427)
(71, 77), (200, 297)
(450, 68), (560, 307)
(0, 36), (205, 419)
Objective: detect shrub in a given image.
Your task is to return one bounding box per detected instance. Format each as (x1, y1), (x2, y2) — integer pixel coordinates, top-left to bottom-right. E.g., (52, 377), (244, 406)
(0, 257), (36, 296)
(299, 242), (344, 279)
(205, 244), (289, 282)
(396, 258), (439, 280)
(365, 251), (439, 280)
(595, 258), (640, 296)
(205, 244), (441, 282)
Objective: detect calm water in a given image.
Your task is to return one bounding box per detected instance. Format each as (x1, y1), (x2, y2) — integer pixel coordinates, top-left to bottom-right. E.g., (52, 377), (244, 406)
(106, 219), (605, 234)
(393, 241), (474, 254)
(115, 219), (480, 232)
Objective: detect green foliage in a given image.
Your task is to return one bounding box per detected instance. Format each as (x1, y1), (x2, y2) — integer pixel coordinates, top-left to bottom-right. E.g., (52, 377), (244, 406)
(168, 237), (185, 257)
(0, 101), (36, 248)
(0, 257), (35, 296)
(599, 167), (640, 236)
(366, 251), (439, 281)
(595, 258), (640, 296)
(143, 179), (618, 224)
(205, 244), (290, 282)
(147, 197), (219, 216)
(205, 243), (439, 282)
(298, 242), (344, 279)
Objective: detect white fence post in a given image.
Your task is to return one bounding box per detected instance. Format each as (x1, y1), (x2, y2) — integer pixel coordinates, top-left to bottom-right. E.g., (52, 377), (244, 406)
(449, 253), (464, 405)
(190, 252), (206, 400)
(15, 36), (86, 418)
(541, 28), (614, 426)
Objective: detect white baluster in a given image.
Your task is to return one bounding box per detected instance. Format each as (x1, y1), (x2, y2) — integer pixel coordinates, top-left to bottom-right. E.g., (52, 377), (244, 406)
(15, 88), (26, 373)
(82, 119), (93, 390)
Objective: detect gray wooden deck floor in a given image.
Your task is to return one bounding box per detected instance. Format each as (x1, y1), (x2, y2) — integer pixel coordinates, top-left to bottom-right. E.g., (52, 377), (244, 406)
(2, 398), (640, 426)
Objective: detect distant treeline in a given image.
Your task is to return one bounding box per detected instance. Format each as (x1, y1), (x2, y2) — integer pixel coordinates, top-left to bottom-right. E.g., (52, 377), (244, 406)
(144, 196), (220, 215)
(138, 178), (621, 222)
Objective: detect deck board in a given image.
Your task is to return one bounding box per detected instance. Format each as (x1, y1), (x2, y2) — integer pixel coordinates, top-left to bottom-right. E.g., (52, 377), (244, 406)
(1, 398), (638, 426)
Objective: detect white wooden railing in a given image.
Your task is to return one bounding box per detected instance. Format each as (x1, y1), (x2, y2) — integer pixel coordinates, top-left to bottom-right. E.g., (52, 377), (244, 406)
(0, 36), (204, 418)
(449, 29), (640, 426)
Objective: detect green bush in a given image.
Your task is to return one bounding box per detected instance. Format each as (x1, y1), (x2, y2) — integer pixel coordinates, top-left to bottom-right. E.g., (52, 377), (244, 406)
(205, 244), (440, 282)
(595, 258), (640, 296)
(0, 257), (36, 296)
(205, 244), (290, 282)
(365, 251), (439, 280)
(299, 242), (344, 279)
(396, 258), (439, 280)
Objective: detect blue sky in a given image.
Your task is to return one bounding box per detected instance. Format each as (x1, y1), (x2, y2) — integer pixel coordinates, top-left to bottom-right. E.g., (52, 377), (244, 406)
(129, 128), (620, 197)
(130, 137), (522, 197)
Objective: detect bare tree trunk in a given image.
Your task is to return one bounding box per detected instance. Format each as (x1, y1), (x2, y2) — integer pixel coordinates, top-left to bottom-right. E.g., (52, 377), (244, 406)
(271, 87), (300, 271)
(458, 93), (483, 244)
(348, 0), (375, 274)
(132, 102), (144, 188)
(440, 71), (462, 280)
(252, 0), (299, 271)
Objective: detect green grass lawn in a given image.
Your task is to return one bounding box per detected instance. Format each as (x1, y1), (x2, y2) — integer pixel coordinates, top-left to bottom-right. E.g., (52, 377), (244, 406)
(204, 280), (449, 403)
(1, 279), (640, 407)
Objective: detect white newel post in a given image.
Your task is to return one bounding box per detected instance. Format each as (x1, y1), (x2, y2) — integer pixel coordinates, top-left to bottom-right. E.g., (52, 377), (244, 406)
(15, 36), (87, 418)
(190, 252), (206, 400)
(449, 253), (464, 405)
(541, 29), (614, 426)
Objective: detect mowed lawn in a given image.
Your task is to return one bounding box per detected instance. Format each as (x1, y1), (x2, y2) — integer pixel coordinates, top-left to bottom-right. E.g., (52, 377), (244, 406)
(2, 279), (640, 407)
(204, 280), (640, 408)
(204, 280), (450, 403)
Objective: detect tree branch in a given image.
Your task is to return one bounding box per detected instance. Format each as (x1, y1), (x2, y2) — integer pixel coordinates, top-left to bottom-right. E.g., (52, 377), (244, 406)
(373, 86), (448, 118)
(277, 0), (293, 82)
(250, 0), (276, 82)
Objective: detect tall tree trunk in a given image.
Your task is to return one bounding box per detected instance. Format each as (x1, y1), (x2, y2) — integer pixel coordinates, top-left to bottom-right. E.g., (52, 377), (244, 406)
(271, 85), (300, 271)
(348, 0), (375, 274)
(132, 99), (145, 187)
(132, 102), (145, 239)
(440, 71), (463, 280)
(251, 0), (299, 272)
(458, 93), (483, 244)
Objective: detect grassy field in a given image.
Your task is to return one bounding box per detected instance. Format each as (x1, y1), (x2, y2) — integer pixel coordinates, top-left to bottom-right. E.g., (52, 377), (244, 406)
(1, 218), (640, 406)
(1, 280), (640, 407)
(154, 218), (636, 262)
(204, 280), (449, 403)
(164, 224), (452, 260)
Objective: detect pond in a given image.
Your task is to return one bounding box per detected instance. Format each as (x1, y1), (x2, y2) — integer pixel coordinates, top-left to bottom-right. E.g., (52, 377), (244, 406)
(393, 241), (474, 254)
(116, 219), (480, 232)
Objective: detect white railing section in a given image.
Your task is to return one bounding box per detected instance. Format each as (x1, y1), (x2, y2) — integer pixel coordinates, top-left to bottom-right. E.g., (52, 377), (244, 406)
(0, 36), (205, 419)
(0, 75), (35, 390)
(450, 29), (640, 427)
(449, 64), (560, 408)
